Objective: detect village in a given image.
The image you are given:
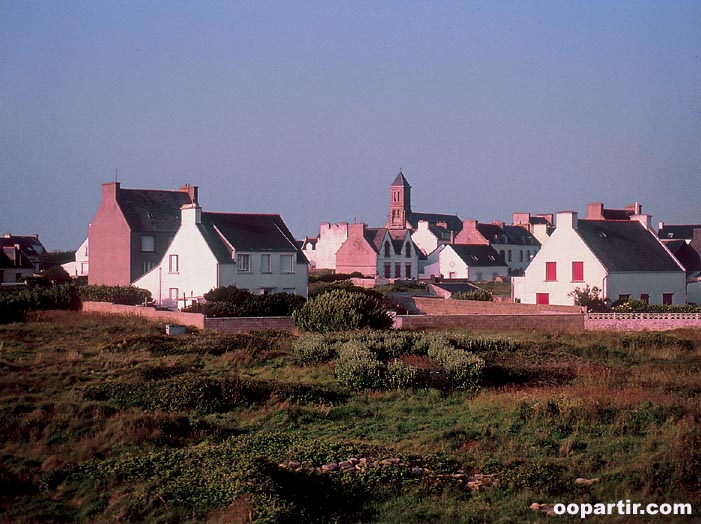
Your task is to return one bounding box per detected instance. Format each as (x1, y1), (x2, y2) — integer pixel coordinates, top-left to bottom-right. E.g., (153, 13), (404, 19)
(3, 170), (701, 332)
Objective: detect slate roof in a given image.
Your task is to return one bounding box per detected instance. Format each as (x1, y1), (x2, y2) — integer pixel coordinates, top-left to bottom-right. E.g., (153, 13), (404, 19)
(0, 247), (35, 270)
(658, 224), (701, 241)
(662, 240), (701, 273)
(475, 224), (540, 246)
(431, 281), (480, 294)
(0, 235), (45, 258)
(391, 171), (411, 188)
(201, 212), (307, 264)
(117, 189), (193, 232)
(408, 212), (463, 232)
(577, 220), (683, 273)
(449, 244), (508, 267)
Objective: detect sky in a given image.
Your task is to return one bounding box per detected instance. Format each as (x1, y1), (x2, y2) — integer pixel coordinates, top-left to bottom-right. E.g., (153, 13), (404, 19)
(1, 0), (700, 251)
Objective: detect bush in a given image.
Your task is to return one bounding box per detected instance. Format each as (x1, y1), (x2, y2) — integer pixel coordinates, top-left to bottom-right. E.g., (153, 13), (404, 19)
(291, 334), (339, 365)
(309, 272), (363, 283)
(385, 359), (418, 389)
(79, 285), (152, 305)
(184, 286), (305, 317)
(569, 285), (608, 312)
(292, 289), (392, 332)
(0, 283), (81, 323)
(334, 341), (385, 391)
(427, 339), (484, 392)
(611, 299), (701, 314)
(451, 289), (492, 301)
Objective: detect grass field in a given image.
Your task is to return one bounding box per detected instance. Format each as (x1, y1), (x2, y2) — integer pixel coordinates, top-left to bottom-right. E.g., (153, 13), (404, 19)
(1, 311), (699, 523)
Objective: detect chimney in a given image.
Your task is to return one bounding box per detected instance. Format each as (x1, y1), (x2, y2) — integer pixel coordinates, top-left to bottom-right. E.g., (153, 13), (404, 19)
(180, 184), (199, 204)
(102, 181), (120, 201)
(658, 221), (665, 231)
(626, 202), (642, 215)
(181, 203), (201, 225)
(632, 214), (651, 230)
(556, 211), (578, 230)
(347, 222), (366, 238)
(492, 220), (505, 230)
(512, 212), (530, 226)
(455, 219), (488, 245)
(586, 202), (604, 220)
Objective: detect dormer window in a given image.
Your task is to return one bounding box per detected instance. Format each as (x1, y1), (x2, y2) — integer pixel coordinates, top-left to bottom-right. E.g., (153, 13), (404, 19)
(141, 235), (155, 252)
(405, 243), (411, 257)
(384, 241), (391, 257)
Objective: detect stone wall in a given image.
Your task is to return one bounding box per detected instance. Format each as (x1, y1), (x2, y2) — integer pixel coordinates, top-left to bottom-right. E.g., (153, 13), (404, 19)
(394, 314), (585, 332)
(82, 301), (206, 329)
(204, 316), (294, 333)
(585, 312), (701, 331)
(409, 297), (583, 316)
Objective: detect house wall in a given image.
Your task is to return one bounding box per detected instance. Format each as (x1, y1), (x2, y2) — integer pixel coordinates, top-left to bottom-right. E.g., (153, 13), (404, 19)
(220, 251), (308, 297)
(607, 272), (687, 305)
(314, 222), (349, 270)
(513, 212), (607, 305)
(375, 231), (419, 279)
(421, 245), (508, 281)
(411, 221), (441, 256)
(335, 224), (378, 277)
(88, 183), (132, 285)
(129, 230), (176, 283)
(687, 280), (701, 304)
(493, 243), (539, 273)
(133, 206), (219, 307)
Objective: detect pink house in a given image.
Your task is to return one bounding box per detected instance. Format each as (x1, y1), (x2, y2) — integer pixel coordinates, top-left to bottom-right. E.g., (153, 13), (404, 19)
(88, 182), (197, 286)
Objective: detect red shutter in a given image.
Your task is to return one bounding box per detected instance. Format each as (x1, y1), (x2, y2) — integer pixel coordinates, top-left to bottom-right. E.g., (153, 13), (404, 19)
(536, 293), (550, 305)
(572, 261), (584, 281)
(545, 262), (557, 281)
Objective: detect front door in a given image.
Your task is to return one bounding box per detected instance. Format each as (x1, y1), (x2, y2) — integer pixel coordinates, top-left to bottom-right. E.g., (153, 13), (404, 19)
(536, 292), (549, 305)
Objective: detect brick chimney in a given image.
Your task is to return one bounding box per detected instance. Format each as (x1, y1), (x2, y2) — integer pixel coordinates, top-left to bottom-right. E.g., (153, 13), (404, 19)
(454, 219), (489, 245)
(180, 184), (199, 204)
(586, 202), (604, 220)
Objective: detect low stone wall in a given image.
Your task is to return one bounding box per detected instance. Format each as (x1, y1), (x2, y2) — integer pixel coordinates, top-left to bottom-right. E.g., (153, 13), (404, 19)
(204, 316), (294, 333)
(82, 301), (206, 329)
(585, 312), (701, 331)
(410, 297), (583, 316)
(394, 314), (585, 332)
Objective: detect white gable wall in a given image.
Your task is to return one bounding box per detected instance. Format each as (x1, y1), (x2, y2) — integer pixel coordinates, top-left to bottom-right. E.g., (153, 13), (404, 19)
(421, 245), (508, 281)
(133, 206), (219, 308)
(513, 212), (607, 305)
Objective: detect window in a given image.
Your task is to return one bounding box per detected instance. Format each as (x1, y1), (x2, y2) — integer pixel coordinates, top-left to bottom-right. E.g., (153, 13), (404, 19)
(384, 241), (391, 257)
(405, 263), (412, 279)
(618, 294), (630, 302)
(536, 293), (550, 305)
(141, 235), (155, 252)
(640, 293), (649, 303)
(384, 263), (391, 278)
(405, 243), (411, 257)
(662, 293), (673, 305)
(572, 261), (584, 282)
(81, 262), (89, 274)
(280, 254), (294, 273)
(508, 250), (512, 262)
(261, 254), (272, 273)
(168, 287), (179, 304)
(527, 250), (531, 261)
(448, 272), (456, 279)
(395, 263), (401, 278)
(237, 253), (250, 272)
(519, 250), (523, 262)
(168, 254), (179, 273)
(545, 262), (557, 281)
(144, 261), (154, 274)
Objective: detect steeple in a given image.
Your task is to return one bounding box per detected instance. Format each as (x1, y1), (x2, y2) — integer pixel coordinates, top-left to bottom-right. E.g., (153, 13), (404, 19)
(388, 170), (412, 229)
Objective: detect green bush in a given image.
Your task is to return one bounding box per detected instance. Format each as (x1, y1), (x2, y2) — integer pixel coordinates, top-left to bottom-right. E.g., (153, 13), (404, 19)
(427, 339), (484, 392)
(184, 286), (305, 317)
(0, 283), (80, 323)
(291, 333), (339, 365)
(451, 289), (492, 301)
(385, 359), (417, 389)
(79, 285), (152, 305)
(334, 341), (385, 391)
(292, 289), (392, 332)
(611, 299), (701, 313)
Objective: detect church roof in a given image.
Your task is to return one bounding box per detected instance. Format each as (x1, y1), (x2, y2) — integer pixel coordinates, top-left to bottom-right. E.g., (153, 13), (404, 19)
(391, 171), (411, 188)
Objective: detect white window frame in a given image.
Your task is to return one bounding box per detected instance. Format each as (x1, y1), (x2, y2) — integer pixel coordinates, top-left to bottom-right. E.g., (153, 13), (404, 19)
(280, 254), (294, 274)
(237, 253), (251, 272)
(168, 254), (179, 273)
(261, 254), (272, 274)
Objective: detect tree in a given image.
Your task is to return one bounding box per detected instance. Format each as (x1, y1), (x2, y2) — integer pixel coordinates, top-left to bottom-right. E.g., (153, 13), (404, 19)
(568, 285), (608, 312)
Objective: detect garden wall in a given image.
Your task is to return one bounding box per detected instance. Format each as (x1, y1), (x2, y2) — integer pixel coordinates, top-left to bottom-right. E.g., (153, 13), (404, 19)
(203, 316), (294, 333)
(409, 297), (583, 316)
(394, 314), (585, 332)
(82, 301), (206, 328)
(585, 312), (701, 331)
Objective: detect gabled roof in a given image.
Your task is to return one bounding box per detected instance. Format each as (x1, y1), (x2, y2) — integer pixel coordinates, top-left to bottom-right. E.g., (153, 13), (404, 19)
(475, 223), (540, 246)
(391, 171), (411, 188)
(658, 224), (701, 241)
(117, 189), (193, 232)
(503, 225), (541, 246)
(577, 220), (683, 273)
(0, 247), (35, 270)
(449, 244), (508, 267)
(201, 212), (306, 264)
(408, 212), (463, 232)
(662, 239), (701, 273)
(0, 235), (45, 259)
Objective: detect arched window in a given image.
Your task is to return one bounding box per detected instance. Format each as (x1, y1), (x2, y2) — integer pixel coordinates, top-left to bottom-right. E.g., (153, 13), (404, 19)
(405, 243), (411, 257)
(384, 241), (391, 257)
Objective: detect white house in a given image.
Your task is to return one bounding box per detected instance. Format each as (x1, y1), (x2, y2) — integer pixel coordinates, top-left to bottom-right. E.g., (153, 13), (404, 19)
(421, 244), (508, 281)
(512, 211), (687, 306)
(62, 237), (89, 278)
(133, 204), (308, 308)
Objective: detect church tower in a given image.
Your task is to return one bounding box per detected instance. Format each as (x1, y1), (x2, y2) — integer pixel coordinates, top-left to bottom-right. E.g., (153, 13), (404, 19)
(388, 171), (412, 229)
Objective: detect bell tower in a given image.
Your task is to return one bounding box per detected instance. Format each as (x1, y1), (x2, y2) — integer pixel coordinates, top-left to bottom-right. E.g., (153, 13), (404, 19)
(388, 170), (411, 229)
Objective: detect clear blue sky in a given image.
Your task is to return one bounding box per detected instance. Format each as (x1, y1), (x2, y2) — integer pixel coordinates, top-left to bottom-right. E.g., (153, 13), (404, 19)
(2, 1), (700, 250)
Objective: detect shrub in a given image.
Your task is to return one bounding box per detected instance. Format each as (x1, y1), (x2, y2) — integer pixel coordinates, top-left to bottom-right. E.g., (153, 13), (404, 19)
(451, 289), (492, 301)
(0, 283), (81, 323)
(309, 272), (363, 283)
(334, 341), (385, 391)
(79, 285), (152, 305)
(385, 359), (417, 389)
(185, 286), (305, 317)
(291, 334), (339, 365)
(292, 289), (392, 332)
(427, 339), (484, 392)
(569, 285), (608, 312)
(611, 299), (701, 314)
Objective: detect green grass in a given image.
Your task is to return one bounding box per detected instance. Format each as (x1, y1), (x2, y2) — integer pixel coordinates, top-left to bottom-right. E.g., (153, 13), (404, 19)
(0, 311), (700, 523)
